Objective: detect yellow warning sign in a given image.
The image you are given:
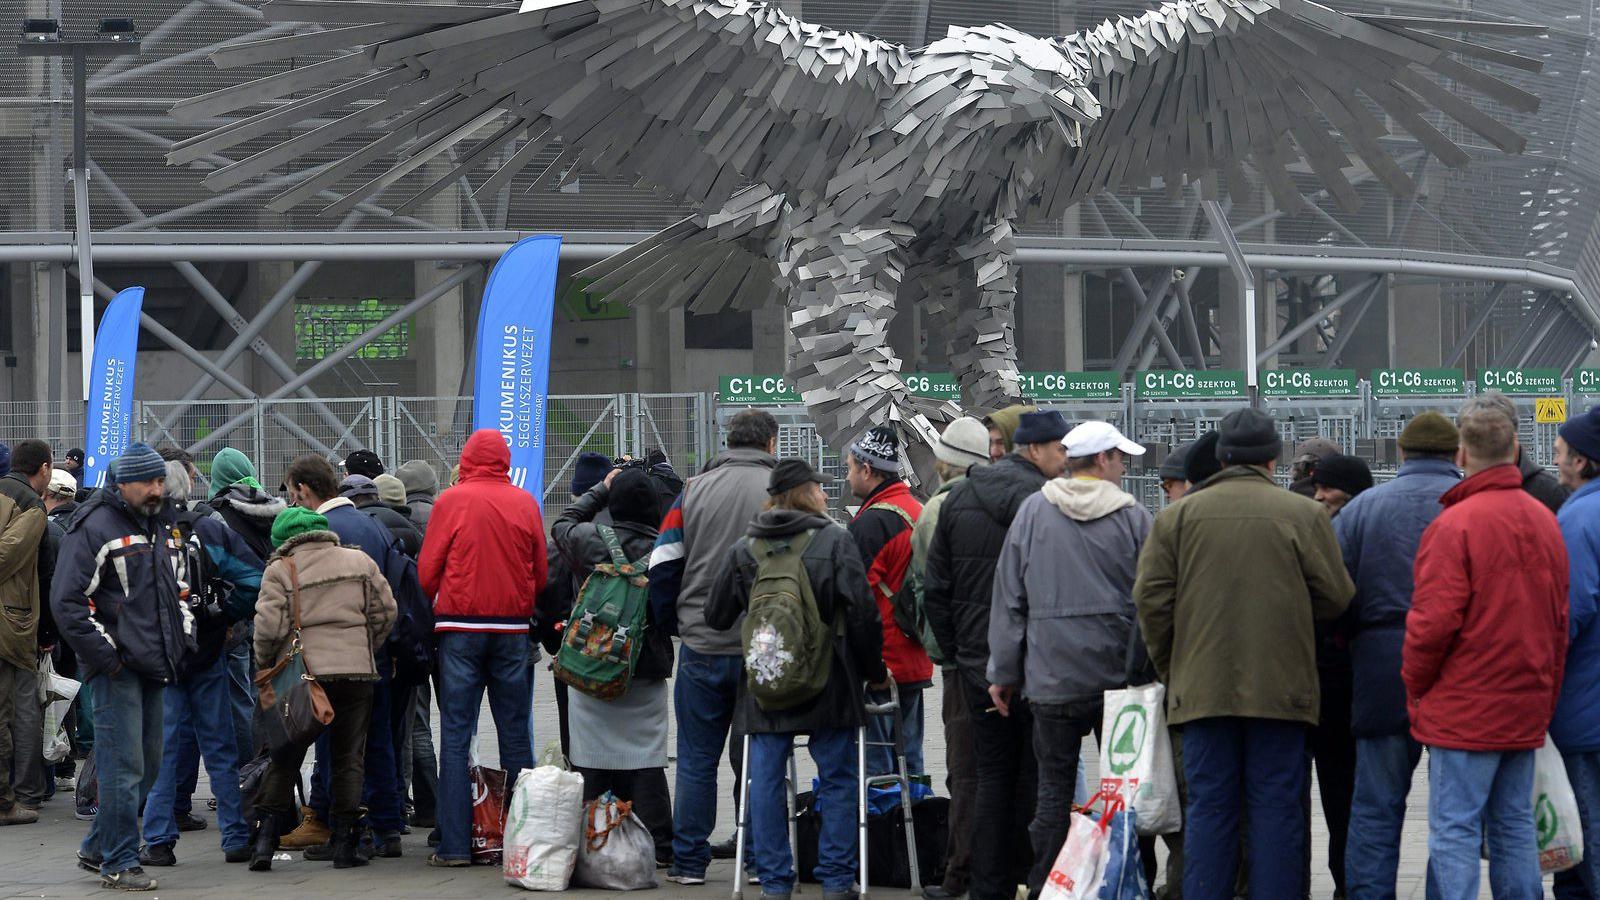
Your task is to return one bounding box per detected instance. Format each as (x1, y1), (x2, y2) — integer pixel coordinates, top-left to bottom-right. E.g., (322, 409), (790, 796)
(1535, 398), (1568, 424)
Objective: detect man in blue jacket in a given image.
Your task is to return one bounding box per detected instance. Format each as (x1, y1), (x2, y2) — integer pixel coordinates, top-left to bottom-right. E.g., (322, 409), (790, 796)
(1333, 413), (1460, 899)
(1553, 408), (1600, 898)
(51, 444), (197, 892)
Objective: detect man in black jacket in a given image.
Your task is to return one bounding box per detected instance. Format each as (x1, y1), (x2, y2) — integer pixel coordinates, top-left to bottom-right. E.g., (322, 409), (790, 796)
(52, 443), (196, 891)
(924, 410), (1070, 900)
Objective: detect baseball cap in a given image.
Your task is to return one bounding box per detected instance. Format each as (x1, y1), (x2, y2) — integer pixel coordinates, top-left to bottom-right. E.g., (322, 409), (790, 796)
(1063, 421), (1146, 459)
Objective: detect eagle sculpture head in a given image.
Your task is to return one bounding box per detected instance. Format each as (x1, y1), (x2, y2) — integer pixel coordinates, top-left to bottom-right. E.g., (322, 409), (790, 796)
(920, 23), (1102, 146)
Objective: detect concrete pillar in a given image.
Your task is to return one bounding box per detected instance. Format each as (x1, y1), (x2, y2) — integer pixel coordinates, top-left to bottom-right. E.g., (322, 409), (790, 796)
(1389, 282), (1443, 367)
(1018, 264), (1068, 370)
(244, 258), (297, 393)
(1063, 270), (1085, 371)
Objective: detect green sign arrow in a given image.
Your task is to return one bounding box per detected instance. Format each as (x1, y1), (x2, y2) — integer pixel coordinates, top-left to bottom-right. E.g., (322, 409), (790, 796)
(1135, 370), (1247, 400)
(1260, 369), (1359, 398)
(718, 375), (800, 405)
(1478, 368), (1561, 396)
(1373, 368), (1465, 397)
(1018, 371), (1121, 401)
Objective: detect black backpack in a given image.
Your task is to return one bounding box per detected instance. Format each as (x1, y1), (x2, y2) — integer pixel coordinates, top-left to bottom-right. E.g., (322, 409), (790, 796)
(172, 509), (230, 676)
(383, 543), (437, 688)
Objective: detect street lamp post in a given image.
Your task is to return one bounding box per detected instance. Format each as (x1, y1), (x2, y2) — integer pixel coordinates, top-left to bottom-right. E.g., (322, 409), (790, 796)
(18, 17), (140, 397)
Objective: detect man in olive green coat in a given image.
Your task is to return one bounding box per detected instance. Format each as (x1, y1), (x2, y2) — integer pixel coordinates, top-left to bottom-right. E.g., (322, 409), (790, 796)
(1134, 407), (1353, 900)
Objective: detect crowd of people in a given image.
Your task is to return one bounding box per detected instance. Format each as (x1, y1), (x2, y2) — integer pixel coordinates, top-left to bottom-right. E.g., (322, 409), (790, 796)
(0, 389), (1594, 900)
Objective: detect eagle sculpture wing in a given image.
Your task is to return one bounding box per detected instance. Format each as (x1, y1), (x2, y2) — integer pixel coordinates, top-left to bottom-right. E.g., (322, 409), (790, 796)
(171, 0), (909, 216)
(1048, 0), (1544, 217)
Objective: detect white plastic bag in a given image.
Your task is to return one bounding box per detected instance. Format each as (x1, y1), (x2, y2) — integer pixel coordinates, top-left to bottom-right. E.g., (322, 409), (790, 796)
(38, 656), (77, 764)
(1533, 735), (1584, 873)
(1099, 683), (1181, 836)
(573, 793), (658, 891)
(504, 745), (586, 891)
(1040, 808), (1110, 900)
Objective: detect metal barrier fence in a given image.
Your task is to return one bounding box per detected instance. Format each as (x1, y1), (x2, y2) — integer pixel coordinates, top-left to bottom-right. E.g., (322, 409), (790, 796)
(0, 381), (1577, 515)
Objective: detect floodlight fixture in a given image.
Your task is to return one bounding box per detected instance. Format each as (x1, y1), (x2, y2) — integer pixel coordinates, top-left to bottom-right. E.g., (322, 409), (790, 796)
(97, 18), (136, 41)
(20, 18), (61, 42)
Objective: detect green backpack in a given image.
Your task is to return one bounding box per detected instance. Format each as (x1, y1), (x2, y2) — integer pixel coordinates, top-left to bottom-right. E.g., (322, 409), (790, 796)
(553, 525), (651, 700)
(742, 529), (835, 711)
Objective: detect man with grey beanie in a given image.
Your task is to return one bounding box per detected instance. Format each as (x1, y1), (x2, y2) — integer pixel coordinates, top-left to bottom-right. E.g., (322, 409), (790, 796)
(394, 461), (439, 532)
(1135, 409), (1353, 899)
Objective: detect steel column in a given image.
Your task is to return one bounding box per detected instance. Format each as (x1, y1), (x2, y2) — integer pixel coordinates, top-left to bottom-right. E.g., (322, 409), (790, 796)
(1256, 275), (1382, 364)
(1497, 296), (1557, 367)
(1112, 269), (1186, 373)
(1444, 283), (1509, 367)
(72, 51), (93, 395)
(1203, 200), (1258, 393)
(1320, 279), (1386, 367)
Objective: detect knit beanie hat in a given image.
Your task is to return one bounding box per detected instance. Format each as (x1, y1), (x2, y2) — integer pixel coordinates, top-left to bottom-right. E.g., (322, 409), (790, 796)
(1560, 406), (1600, 464)
(1398, 412), (1460, 455)
(395, 460), (440, 498)
(344, 449), (385, 479)
(1293, 437), (1342, 464)
(608, 468), (662, 528)
(209, 447), (263, 499)
(1310, 454), (1374, 497)
(1184, 431), (1224, 485)
(373, 474), (407, 507)
(339, 474), (379, 499)
(1160, 441), (1195, 481)
(850, 425), (901, 473)
(115, 443), (166, 484)
(934, 417), (991, 467)
(571, 452), (614, 497)
(1012, 410), (1071, 445)
(1217, 409), (1282, 466)
(271, 506), (330, 547)
(983, 404), (1039, 453)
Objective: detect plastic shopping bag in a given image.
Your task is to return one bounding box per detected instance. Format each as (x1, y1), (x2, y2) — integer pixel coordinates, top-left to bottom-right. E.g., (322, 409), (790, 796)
(1533, 735), (1584, 873)
(1099, 683), (1181, 836)
(1039, 808), (1109, 900)
(504, 744), (586, 891)
(1099, 801), (1150, 900)
(39, 656), (78, 764)
(573, 792), (658, 890)
(471, 765), (509, 864)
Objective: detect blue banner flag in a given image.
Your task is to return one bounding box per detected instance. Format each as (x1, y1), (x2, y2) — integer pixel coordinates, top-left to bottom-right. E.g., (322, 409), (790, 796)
(83, 287), (145, 490)
(472, 235), (560, 502)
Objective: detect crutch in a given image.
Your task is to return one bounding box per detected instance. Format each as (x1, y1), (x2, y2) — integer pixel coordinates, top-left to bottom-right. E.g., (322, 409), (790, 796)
(863, 678), (921, 896)
(733, 733), (806, 899)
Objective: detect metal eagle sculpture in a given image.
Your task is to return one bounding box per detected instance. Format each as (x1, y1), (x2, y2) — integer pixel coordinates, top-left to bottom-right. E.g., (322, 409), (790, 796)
(175, 0), (1545, 463)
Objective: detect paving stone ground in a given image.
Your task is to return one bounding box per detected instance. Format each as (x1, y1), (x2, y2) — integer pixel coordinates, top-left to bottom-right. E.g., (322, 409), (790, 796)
(1, 670), (1543, 898)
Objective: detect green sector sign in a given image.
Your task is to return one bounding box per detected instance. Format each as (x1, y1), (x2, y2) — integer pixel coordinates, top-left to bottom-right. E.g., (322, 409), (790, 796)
(1478, 368), (1561, 395)
(1135, 369), (1247, 400)
(902, 372), (961, 400)
(1373, 368), (1465, 397)
(1260, 369), (1359, 398)
(1018, 371), (1120, 401)
(1577, 369), (1600, 395)
(719, 375), (800, 405)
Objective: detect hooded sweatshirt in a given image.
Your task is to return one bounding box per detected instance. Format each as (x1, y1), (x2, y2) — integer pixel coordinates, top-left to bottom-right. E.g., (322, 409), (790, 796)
(983, 404), (1038, 455)
(987, 477), (1152, 704)
(395, 460), (440, 530)
(418, 430), (547, 632)
(211, 483), (287, 562)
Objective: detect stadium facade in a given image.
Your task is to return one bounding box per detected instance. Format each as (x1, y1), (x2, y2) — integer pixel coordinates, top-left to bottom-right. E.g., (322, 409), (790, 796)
(2, 0), (1598, 445)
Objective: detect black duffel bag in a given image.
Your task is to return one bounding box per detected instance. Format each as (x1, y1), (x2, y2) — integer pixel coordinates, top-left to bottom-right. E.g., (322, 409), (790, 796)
(794, 791), (949, 888)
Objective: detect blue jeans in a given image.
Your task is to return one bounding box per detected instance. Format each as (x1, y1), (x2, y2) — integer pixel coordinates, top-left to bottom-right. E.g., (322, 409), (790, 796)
(435, 632), (531, 861)
(141, 652), (248, 852)
(81, 670), (164, 875)
(225, 637), (254, 766)
(1425, 747), (1541, 900)
(1553, 749), (1600, 900)
(750, 728), (857, 894)
(311, 656), (404, 833)
(1182, 717), (1308, 900)
(1345, 734), (1424, 900)
(671, 646), (743, 878)
(865, 686), (925, 777)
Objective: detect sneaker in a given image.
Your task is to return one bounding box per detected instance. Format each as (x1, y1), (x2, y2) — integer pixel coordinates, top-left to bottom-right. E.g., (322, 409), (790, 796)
(138, 844), (176, 867)
(279, 807), (330, 848)
(223, 846), (252, 864)
(77, 851), (102, 873)
(206, 798), (218, 811)
(0, 805), (39, 826)
(57, 777), (77, 793)
(666, 872), (707, 886)
(74, 803), (97, 821)
(101, 867), (157, 891)
(710, 837), (737, 860)
(426, 854), (469, 868)
(175, 812), (208, 832)
(379, 832), (403, 858)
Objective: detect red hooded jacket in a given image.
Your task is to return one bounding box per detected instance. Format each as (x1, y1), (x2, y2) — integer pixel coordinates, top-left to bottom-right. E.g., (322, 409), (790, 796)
(849, 479), (934, 686)
(419, 430), (548, 633)
(1404, 464), (1569, 751)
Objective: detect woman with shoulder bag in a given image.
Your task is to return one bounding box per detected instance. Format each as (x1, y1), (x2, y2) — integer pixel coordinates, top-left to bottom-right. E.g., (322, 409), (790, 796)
(551, 466), (676, 867)
(705, 459), (888, 899)
(248, 507), (396, 872)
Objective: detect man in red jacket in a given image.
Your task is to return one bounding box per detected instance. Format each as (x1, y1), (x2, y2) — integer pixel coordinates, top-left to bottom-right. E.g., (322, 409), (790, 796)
(417, 429), (548, 867)
(1405, 404), (1569, 900)
(846, 425), (933, 777)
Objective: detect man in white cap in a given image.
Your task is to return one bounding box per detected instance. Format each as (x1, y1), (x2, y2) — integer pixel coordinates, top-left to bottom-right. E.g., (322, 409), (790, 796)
(987, 421), (1154, 899)
(906, 416), (990, 899)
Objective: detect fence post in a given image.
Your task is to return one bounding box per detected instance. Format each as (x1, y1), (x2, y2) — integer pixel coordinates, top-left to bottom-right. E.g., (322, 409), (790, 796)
(252, 400), (266, 474)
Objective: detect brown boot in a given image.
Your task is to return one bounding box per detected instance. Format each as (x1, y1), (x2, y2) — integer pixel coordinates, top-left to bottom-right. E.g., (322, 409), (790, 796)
(278, 807), (330, 849)
(0, 805), (39, 826)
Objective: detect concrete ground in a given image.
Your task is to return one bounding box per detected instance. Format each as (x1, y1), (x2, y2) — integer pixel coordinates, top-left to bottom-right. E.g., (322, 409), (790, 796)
(0, 669), (1547, 898)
